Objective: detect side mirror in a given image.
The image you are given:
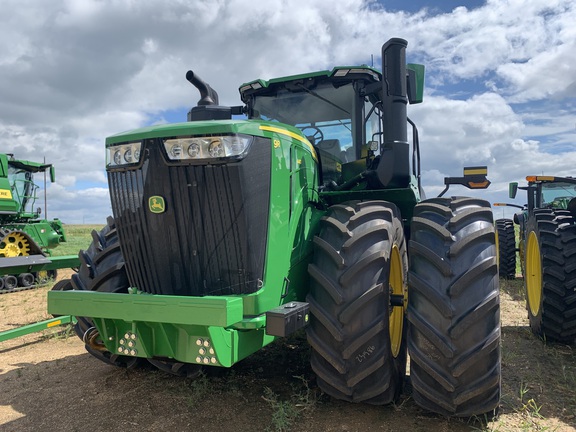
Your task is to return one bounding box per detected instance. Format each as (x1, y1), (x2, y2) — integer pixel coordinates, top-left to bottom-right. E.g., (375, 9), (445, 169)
(509, 182), (518, 199)
(407, 64), (425, 104)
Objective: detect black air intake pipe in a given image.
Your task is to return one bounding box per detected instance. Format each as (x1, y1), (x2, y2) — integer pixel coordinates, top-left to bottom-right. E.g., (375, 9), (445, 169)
(186, 70), (231, 121)
(186, 70), (219, 106)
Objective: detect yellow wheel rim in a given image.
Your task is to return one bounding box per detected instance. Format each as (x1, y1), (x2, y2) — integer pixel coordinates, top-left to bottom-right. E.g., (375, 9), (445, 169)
(0, 232), (31, 257)
(526, 231), (542, 316)
(389, 244), (405, 358)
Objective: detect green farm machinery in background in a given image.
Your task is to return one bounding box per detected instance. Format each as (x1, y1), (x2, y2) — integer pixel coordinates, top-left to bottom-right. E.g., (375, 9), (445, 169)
(48, 38), (500, 417)
(494, 176), (576, 344)
(0, 153), (77, 292)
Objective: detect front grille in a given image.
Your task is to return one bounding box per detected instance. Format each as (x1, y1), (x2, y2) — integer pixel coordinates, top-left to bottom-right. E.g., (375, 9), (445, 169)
(108, 137), (271, 296)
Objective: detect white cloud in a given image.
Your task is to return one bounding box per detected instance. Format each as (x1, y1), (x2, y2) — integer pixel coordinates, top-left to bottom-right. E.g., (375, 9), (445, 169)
(497, 40), (576, 102)
(46, 183), (111, 224)
(411, 92), (523, 176)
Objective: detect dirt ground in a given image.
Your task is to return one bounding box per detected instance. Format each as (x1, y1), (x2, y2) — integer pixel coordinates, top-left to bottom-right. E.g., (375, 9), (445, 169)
(1, 272), (575, 432)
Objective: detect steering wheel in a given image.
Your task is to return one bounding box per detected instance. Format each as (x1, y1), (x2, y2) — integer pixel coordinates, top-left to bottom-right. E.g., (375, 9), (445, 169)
(300, 126), (324, 145)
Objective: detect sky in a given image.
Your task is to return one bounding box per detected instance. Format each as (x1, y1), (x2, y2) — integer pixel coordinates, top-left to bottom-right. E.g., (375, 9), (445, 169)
(1, 0), (575, 224)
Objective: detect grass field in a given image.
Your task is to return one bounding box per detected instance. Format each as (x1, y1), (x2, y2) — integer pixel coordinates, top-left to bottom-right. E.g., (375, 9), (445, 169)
(51, 224), (104, 256)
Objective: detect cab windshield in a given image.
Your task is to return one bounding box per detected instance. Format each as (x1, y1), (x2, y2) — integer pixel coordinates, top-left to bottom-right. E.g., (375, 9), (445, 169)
(252, 82), (355, 162)
(541, 182), (576, 209)
(7, 166), (36, 213)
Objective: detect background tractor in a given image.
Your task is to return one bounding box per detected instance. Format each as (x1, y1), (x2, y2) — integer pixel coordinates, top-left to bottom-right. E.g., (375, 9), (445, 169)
(494, 176), (576, 344)
(48, 38), (500, 417)
(0, 153), (67, 292)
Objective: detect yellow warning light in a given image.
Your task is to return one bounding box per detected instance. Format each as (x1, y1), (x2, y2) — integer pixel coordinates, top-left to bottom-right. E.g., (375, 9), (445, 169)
(467, 180), (490, 189)
(526, 176), (555, 182)
(464, 167), (488, 176)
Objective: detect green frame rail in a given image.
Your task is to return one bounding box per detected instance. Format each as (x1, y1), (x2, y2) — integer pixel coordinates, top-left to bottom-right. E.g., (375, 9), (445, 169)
(0, 315), (76, 343)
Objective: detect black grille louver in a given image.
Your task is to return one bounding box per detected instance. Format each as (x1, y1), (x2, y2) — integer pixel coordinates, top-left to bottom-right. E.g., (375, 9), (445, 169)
(108, 137), (271, 296)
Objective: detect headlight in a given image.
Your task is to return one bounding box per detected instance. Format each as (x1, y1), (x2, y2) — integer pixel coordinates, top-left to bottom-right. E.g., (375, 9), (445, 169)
(163, 135), (253, 162)
(208, 139), (224, 158)
(107, 142), (142, 167)
(187, 142), (201, 158)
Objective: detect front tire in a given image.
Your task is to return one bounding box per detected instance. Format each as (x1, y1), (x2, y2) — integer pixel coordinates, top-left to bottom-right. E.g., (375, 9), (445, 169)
(408, 197), (500, 417)
(306, 200), (408, 404)
(524, 209), (576, 343)
(71, 216), (140, 368)
(72, 216), (204, 375)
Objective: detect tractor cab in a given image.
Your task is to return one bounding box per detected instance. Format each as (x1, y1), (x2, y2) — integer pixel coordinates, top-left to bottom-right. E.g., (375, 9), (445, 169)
(509, 175), (576, 216)
(240, 41), (424, 193)
(537, 178), (576, 210)
(241, 70), (363, 187)
(0, 154), (55, 220)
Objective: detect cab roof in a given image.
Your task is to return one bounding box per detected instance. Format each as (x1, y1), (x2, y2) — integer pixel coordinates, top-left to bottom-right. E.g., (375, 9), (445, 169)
(239, 66), (381, 102)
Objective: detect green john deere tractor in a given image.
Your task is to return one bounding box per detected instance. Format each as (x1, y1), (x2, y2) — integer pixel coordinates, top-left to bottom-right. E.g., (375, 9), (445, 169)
(48, 38), (500, 417)
(495, 176), (576, 344)
(0, 153), (67, 292)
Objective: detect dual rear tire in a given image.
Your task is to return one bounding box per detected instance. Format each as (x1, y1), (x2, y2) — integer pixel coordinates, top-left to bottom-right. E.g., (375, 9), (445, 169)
(495, 218), (516, 279)
(307, 197), (501, 417)
(306, 200), (408, 404)
(407, 197), (500, 416)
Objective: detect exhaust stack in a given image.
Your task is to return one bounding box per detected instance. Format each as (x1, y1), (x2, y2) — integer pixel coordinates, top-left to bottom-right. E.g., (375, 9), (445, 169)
(377, 38), (409, 188)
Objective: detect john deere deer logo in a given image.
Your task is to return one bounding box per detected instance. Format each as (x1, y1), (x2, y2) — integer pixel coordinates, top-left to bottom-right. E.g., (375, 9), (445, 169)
(148, 196), (166, 214)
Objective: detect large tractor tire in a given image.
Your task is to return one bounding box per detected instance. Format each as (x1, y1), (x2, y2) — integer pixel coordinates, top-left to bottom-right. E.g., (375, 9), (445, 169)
(524, 209), (576, 343)
(306, 200), (408, 405)
(70, 216), (141, 368)
(495, 218), (516, 279)
(407, 197), (500, 417)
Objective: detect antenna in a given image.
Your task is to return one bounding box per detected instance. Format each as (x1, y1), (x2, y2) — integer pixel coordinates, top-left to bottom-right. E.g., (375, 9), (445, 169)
(43, 156), (47, 219)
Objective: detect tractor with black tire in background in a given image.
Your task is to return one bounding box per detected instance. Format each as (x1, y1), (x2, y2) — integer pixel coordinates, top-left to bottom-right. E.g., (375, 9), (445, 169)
(48, 38), (501, 417)
(0, 153), (67, 292)
(494, 176), (576, 344)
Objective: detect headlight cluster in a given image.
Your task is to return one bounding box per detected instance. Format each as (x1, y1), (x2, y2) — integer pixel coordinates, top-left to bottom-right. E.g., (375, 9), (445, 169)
(163, 135), (252, 162)
(107, 142), (142, 167)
